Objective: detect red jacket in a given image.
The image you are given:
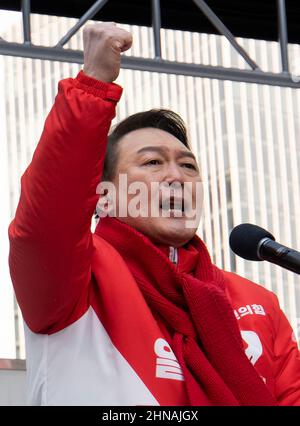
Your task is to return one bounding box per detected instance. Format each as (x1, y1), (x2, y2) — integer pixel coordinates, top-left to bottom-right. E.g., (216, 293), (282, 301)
(8, 71), (300, 405)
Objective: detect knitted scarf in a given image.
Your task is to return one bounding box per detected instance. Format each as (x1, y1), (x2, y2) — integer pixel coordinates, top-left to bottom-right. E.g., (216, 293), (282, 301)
(95, 217), (277, 406)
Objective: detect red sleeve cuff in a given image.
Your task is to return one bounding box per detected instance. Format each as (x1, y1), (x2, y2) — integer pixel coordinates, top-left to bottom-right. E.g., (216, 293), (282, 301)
(74, 70), (123, 102)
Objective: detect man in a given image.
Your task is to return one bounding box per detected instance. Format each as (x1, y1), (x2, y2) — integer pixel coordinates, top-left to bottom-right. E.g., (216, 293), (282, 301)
(8, 23), (300, 406)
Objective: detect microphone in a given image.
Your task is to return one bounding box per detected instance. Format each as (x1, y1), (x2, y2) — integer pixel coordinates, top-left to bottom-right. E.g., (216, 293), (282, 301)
(229, 223), (300, 275)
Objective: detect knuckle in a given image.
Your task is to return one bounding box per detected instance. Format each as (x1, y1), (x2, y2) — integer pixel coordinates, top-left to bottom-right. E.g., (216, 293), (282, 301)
(103, 31), (115, 42)
(83, 26), (98, 39)
(82, 27), (90, 36)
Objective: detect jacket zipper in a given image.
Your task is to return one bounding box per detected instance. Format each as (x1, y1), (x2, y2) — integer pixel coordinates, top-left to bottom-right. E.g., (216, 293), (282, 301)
(169, 246), (178, 265)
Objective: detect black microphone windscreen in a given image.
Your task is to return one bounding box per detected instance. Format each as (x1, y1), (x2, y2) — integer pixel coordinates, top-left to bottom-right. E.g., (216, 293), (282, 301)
(229, 223), (275, 261)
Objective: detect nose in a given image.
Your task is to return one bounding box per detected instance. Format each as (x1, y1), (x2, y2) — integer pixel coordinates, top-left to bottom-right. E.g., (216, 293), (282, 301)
(163, 162), (185, 185)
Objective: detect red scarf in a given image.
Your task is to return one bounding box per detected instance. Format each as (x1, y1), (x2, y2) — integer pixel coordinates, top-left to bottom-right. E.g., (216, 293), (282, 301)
(95, 217), (277, 406)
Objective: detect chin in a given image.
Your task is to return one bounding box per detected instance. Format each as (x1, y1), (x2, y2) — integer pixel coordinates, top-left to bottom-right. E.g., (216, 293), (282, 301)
(119, 216), (198, 247)
(150, 217), (197, 247)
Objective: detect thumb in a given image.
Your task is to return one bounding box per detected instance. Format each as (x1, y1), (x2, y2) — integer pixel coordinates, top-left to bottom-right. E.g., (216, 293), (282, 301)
(119, 34), (133, 53)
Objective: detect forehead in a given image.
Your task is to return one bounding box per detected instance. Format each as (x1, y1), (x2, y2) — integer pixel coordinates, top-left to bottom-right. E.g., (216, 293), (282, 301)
(117, 127), (189, 155)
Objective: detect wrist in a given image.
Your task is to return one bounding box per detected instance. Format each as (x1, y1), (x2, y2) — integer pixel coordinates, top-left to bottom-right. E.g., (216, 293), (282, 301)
(75, 71), (123, 102)
(82, 67), (113, 83)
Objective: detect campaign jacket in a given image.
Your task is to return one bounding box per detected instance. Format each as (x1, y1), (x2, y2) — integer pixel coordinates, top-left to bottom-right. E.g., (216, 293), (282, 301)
(8, 71), (300, 406)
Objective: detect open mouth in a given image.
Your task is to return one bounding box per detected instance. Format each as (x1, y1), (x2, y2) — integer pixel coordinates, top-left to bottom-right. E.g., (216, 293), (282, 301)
(159, 196), (185, 216)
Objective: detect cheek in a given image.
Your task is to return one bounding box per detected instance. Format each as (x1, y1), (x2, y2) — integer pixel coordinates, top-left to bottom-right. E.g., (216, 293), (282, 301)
(191, 180), (203, 203)
(127, 172), (157, 200)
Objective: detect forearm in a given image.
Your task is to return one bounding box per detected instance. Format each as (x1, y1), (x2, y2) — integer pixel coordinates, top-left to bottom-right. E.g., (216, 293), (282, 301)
(16, 72), (120, 236)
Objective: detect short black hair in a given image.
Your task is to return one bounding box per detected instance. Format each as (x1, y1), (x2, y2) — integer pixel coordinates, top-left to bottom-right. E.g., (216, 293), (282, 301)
(102, 108), (191, 181)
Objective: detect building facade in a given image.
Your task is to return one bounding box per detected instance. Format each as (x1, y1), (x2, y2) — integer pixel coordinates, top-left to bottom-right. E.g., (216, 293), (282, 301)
(1, 13), (300, 358)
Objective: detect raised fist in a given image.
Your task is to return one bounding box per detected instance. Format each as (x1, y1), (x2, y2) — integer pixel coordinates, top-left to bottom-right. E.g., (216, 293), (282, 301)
(82, 22), (132, 83)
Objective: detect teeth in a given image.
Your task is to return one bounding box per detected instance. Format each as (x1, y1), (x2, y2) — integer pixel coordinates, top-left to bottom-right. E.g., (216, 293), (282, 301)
(161, 205), (182, 211)
(160, 207), (184, 216)
(160, 200), (184, 211)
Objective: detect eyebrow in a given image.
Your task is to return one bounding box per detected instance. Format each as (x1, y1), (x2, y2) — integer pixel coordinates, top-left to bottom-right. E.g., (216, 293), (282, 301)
(136, 146), (197, 162)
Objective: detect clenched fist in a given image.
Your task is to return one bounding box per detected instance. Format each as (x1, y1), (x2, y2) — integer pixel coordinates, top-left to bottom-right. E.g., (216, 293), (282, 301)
(83, 22), (132, 83)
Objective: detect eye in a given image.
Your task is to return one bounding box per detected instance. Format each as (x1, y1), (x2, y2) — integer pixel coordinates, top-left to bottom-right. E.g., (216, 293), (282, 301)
(144, 159), (162, 166)
(181, 163), (197, 170)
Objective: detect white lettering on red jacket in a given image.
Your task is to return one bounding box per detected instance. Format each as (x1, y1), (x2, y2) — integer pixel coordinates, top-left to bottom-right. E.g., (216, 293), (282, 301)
(154, 338), (184, 381)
